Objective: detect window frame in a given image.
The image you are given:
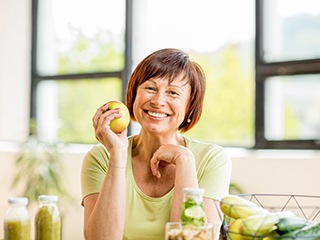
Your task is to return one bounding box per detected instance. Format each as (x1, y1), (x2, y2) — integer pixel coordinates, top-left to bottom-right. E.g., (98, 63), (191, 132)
(255, 0), (320, 149)
(30, 0), (133, 133)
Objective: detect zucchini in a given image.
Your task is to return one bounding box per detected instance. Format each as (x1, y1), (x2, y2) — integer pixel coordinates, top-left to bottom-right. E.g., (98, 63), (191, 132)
(281, 222), (320, 240)
(276, 216), (313, 234)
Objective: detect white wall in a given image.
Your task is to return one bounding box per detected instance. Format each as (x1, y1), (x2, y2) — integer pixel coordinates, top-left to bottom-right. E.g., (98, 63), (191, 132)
(0, 0), (30, 142)
(230, 149), (320, 196)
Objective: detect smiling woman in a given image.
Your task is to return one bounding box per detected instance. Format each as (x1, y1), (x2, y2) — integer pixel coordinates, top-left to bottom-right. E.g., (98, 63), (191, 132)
(81, 48), (232, 240)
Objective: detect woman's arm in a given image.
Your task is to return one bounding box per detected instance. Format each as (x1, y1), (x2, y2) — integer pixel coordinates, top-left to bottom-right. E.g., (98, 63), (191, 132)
(150, 145), (199, 221)
(83, 152), (127, 240)
(204, 198), (224, 240)
(169, 153), (199, 221)
(150, 143), (230, 234)
(83, 103), (129, 240)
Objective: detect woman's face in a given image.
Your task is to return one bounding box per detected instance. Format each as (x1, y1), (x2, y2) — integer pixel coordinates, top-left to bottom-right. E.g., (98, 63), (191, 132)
(133, 75), (191, 135)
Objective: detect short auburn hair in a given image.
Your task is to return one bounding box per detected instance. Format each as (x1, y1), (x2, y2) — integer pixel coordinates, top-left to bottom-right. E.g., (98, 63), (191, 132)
(126, 48), (206, 132)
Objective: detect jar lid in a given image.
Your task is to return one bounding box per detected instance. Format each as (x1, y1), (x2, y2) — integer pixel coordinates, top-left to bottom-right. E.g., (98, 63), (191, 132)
(38, 195), (58, 203)
(183, 188), (205, 195)
(8, 197), (28, 205)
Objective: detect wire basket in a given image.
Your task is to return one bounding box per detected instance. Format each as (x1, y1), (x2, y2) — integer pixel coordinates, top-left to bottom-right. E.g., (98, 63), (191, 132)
(216, 194), (320, 240)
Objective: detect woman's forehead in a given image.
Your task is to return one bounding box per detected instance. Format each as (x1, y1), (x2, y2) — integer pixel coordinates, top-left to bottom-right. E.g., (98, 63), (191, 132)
(146, 74), (190, 86)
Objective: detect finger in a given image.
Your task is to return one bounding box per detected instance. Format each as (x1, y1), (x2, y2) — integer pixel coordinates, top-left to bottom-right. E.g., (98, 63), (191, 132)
(93, 114), (106, 128)
(99, 109), (122, 125)
(151, 162), (161, 178)
(93, 105), (120, 127)
(95, 110), (124, 138)
(92, 115), (100, 128)
(150, 156), (161, 178)
(92, 103), (108, 126)
(100, 103), (109, 113)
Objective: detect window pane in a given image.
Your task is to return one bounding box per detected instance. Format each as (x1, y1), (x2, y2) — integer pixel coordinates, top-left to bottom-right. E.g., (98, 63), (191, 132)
(133, 0), (255, 147)
(37, 78), (122, 143)
(263, 0), (320, 62)
(36, 0), (125, 75)
(265, 75), (320, 140)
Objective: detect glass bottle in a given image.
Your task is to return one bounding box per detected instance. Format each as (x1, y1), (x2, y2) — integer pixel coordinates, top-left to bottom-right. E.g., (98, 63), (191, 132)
(4, 197), (30, 240)
(180, 188), (205, 226)
(35, 195), (61, 240)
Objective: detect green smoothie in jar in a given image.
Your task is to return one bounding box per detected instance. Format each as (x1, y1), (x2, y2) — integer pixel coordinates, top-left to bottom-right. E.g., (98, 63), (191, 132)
(4, 220), (30, 240)
(35, 195), (61, 240)
(4, 197), (30, 240)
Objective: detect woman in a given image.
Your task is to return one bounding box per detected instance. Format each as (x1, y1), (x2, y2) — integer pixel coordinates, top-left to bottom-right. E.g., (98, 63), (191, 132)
(81, 48), (232, 240)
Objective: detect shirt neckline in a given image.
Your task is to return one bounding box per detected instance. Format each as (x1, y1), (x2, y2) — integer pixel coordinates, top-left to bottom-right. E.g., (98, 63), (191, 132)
(127, 135), (175, 201)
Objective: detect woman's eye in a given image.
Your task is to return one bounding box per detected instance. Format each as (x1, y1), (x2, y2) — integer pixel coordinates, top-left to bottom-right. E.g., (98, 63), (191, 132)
(168, 90), (179, 96)
(145, 86), (156, 91)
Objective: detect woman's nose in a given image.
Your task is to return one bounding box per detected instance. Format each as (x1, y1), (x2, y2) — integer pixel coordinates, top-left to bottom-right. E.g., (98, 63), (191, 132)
(151, 91), (166, 107)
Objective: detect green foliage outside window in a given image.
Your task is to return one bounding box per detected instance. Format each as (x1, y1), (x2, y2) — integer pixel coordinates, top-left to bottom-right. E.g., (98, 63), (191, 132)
(283, 104), (300, 140)
(58, 30), (124, 74)
(57, 79), (122, 143)
(186, 44), (254, 147)
(56, 30), (123, 143)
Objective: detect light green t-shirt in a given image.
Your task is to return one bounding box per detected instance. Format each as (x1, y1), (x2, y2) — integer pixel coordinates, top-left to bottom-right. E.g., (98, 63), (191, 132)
(81, 135), (232, 240)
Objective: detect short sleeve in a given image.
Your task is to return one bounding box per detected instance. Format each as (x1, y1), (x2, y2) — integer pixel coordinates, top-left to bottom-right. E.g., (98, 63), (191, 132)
(81, 145), (109, 205)
(198, 146), (232, 200)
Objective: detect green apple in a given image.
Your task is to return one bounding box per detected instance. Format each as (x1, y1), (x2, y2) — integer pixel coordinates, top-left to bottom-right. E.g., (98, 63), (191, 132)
(107, 100), (130, 133)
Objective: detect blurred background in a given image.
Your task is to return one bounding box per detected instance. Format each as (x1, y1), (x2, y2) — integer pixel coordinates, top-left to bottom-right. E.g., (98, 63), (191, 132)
(0, 0), (320, 239)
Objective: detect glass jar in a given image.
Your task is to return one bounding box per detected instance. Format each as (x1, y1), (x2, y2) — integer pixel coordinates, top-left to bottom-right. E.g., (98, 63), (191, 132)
(180, 188), (205, 226)
(4, 197), (30, 240)
(35, 195), (61, 240)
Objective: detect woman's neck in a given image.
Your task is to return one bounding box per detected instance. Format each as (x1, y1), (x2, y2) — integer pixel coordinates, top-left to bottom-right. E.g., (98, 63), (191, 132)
(132, 131), (184, 160)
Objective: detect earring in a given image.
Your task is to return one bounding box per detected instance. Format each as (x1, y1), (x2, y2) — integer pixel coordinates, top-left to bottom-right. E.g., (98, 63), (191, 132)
(187, 119), (191, 123)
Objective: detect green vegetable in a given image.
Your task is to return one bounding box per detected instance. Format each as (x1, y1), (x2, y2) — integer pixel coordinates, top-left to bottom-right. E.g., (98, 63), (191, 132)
(232, 211), (294, 236)
(276, 216), (313, 234)
(281, 222), (320, 240)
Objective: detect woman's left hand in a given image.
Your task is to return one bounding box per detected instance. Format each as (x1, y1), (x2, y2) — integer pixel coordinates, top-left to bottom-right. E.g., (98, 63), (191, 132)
(150, 145), (194, 178)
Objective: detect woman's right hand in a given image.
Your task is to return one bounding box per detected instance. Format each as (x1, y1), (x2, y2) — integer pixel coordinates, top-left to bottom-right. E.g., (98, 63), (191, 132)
(92, 103), (128, 155)
(85, 102), (128, 240)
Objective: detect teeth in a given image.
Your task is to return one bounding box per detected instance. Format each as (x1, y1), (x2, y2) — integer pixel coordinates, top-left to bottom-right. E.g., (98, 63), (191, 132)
(147, 111), (167, 118)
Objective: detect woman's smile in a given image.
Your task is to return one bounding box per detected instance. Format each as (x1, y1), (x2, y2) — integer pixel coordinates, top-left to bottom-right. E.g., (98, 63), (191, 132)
(146, 110), (169, 119)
